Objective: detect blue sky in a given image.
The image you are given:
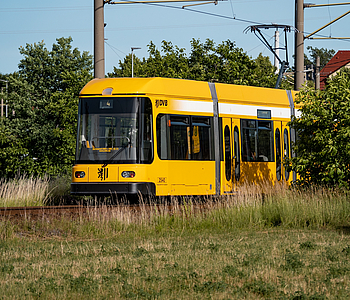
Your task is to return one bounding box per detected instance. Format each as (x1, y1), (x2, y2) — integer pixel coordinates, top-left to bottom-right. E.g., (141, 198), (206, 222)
(1, 0), (349, 75)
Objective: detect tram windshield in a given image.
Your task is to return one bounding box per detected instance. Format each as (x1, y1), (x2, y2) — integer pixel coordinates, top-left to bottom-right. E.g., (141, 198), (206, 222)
(75, 97), (153, 164)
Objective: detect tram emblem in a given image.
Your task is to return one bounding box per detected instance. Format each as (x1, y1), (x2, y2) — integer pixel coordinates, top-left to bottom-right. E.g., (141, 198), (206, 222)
(155, 99), (168, 108)
(98, 167), (108, 181)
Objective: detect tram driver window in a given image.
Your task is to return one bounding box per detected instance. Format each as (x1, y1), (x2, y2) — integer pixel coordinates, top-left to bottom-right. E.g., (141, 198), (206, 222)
(241, 119), (274, 162)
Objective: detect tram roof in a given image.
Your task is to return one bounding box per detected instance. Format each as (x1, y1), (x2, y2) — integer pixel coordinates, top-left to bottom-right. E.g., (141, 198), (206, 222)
(80, 77), (295, 108)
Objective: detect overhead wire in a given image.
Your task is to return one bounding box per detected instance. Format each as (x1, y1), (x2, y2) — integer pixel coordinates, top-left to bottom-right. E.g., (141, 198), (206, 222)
(105, 41), (127, 60)
(2, 2), (349, 43)
(229, 0), (236, 19)
(107, 0), (265, 25)
(107, 0), (350, 43)
(0, 6), (91, 12)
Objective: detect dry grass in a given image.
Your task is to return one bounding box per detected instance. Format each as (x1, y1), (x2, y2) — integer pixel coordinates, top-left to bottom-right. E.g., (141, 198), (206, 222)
(0, 176), (51, 207)
(42, 181), (350, 238)
(0, 175), (72, 207)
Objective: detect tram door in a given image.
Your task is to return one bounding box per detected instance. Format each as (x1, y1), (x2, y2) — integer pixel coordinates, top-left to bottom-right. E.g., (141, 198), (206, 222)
(222, 118), (233, 193)
(282, 122), (291, 182)
(222, 118), (241, 193)
(232, 119), (241, 190)
(275, 121), (283, 181)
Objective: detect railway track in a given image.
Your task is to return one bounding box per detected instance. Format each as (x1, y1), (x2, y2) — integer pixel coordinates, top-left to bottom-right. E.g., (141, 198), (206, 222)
(0, 205), (88, 217)
(0, 203), (206, 219)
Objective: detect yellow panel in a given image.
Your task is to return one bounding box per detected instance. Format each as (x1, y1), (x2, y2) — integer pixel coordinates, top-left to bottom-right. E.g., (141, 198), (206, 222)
(80, 77), (212, 101)
(80, 77), (298, 111)
(239, 162), (275, 183)
(156, 184), (169, 196)
(215, 83), (291, 108)
(168, 161), (215, 183)
(171, 184), (187, 195)
(198, 184), (212, 194)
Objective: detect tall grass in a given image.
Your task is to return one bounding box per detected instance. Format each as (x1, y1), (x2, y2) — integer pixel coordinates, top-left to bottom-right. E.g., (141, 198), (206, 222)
(0, 176), (50, 207)
(0, 175), (70, 207)
(1, 176), (349, 233)
(40, 182), (350, 240)
(206, 182), (350, 230)
(117, 182), (350, 233)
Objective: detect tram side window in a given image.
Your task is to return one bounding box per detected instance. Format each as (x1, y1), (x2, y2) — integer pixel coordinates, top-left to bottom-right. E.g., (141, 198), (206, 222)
(156, 114), (214, 160)
(192, 117), (213, 160)
(157, 114), (170, 160)
(241, 119), (274, 162)
(170, 115), (190, 160)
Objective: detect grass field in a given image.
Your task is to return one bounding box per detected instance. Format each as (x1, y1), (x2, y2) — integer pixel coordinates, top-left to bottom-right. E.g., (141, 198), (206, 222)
(1, 183), (350, 299)
(1, 229), (350, 299)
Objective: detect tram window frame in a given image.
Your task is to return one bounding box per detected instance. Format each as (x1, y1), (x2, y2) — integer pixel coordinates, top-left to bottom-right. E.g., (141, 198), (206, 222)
(219, 117), (224, 161)
(241, 119), (274, 162)
(156, 114), (214, 161)
(224, 125), (232, 181)
(140, 97), (154, 163)
(283, 128), (290, 181)
(275, 128), (281, 181)
(233, 126), (240, 181)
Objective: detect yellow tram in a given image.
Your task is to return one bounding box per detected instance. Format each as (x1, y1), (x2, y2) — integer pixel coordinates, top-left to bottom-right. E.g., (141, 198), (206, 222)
(71, 77), (298, 197)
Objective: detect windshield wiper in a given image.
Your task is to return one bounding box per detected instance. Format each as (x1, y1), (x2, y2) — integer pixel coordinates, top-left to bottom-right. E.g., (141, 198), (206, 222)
(101, 142), (130, 168)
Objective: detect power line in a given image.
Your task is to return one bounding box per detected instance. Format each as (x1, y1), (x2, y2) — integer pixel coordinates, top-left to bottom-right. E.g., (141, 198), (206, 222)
(2, 2), (349, 42)
(108, 0), (265, 25)
(105, 41), (127, 60)
(0, 29), (91, 35)
(0, 7), (92, 12)
(229, 0), (236, 18)
(107, 0), (350, 44)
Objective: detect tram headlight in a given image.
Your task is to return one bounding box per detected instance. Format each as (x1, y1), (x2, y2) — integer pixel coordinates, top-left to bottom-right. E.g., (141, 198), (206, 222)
(75, 171), (86, 178)
(121, 171), (135, 178)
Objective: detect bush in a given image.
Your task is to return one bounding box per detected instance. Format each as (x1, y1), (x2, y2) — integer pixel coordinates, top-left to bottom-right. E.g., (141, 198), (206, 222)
(289, 68), (350, 187)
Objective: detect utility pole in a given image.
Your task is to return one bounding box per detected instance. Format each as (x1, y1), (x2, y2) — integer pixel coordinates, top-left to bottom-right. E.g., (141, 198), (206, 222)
(274, 30), (280, 74)
(295, 0), (304, 91)
(97, 0), (220, 79)
(131, 47), (141, 78)
(0, 79), (8, 121)
(315, 56), (320, 90)
(94, 0), (105, 78)
(296, 2), (350, 90)
(1, 87), (3, 120)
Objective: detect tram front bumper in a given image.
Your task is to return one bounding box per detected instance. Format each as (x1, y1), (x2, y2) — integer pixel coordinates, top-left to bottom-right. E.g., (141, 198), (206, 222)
(71, 182), (156, 196)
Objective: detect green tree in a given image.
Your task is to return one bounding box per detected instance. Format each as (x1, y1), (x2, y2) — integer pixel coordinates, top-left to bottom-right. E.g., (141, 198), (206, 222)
(109, 39), (279, 88)
(288, 67), (350, 187)
(0, 78), (36, 177)
(0, 124), (34, 178)
(252, 53), (278, 88)
(111, 54), (143, 78)
(0, 37), (92, 178)
(304, 46), (335, 69)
